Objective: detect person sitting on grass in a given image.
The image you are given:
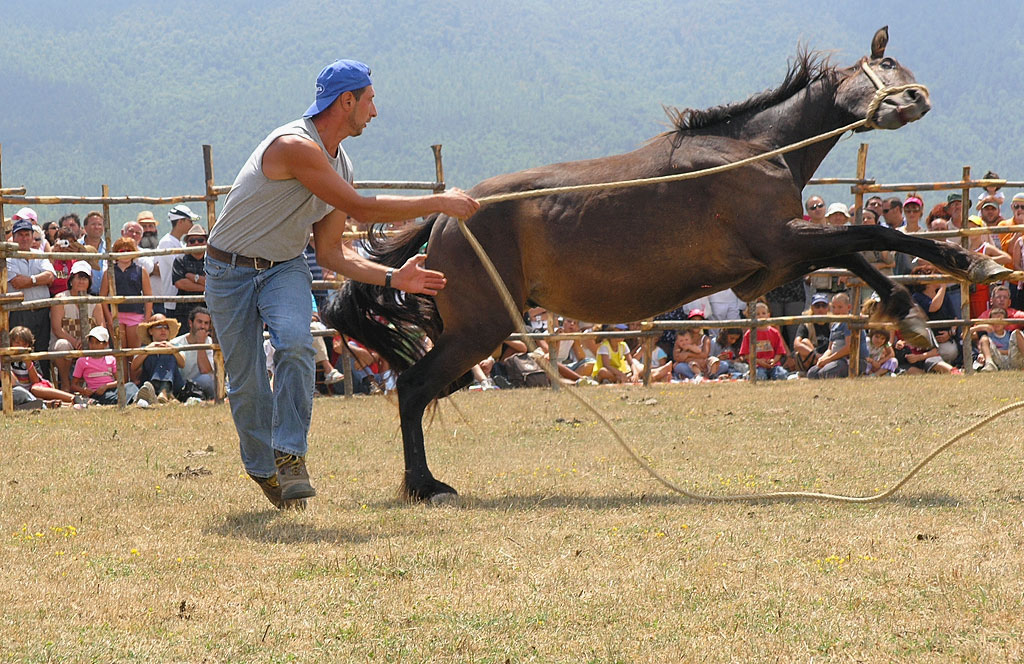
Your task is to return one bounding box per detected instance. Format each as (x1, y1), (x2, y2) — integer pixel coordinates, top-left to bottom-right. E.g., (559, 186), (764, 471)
(72, 326), (150, 405)
(592, 325), (639, 384)
(739, 301), (789, 380)
(671, 328), (709, 381)
(170, 307), (217, 400)
(8, 326), (84, 407)
(863, 329), (898, 377)
(971, 307), (1024, 372)
(807, 292), (859, 380)
(131, 314), (187, 403)
(707, 327), (747, 379)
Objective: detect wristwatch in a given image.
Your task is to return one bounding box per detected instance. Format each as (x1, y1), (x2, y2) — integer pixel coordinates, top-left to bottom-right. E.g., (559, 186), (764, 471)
(30, 274), (37, 285)
(193, 273), (199, 283)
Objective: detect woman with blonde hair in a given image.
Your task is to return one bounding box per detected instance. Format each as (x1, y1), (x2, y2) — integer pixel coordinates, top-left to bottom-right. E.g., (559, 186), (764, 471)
(99, 237), (152, 350)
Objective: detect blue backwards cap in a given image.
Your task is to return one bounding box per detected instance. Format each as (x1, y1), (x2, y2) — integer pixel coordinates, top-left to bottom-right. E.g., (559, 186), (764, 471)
(303, 59), (372, 117)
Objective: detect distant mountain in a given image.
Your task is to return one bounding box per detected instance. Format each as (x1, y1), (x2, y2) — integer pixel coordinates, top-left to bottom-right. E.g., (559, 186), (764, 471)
(3, 0), (1022, 227)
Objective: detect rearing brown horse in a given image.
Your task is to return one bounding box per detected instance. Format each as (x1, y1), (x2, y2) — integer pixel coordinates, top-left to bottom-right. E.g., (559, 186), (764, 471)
(325, 27), (1010, 502)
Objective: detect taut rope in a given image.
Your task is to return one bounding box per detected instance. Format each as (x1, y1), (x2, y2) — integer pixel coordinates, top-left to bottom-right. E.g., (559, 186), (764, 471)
(453, 70), (1023, 503)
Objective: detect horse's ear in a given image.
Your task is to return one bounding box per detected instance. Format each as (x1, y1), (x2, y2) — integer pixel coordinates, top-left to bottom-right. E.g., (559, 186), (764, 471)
(870, 26), (888, 59)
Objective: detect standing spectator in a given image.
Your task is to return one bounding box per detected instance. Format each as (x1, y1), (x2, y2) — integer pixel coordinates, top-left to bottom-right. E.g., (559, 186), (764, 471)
(72, 326), (150, 405)
(945, 194), (967, 229)
(49, 261), (102, 392)
(978, 285), (1024, 330)
(42, 220), (59, 247)
(7, 215), (56, 361)
(901, 196), (925, 232)
(859, 207), (894, 278)
(739, 301), (789, 380)
(120, 220), (157, 277)
(825, 202), (850, 227)
(807, 292), (861, 380)
(707, 288), (745, 321)
(154, 204), (199, 317)
(99, 237), (152, 350)
(171, 225), (208, 328)
(997, 192), (1024, 255)
(81, 211), (107, 294)
(926, 203), (952, 230)
(58, 213), (82, 239)
(805, 195), (827, 223)
(881, 197), (904, 229)
(170, 307), (217, 400)
(48, 228), (90, 296)
(135, 211), (160, 250)
(864, 196), (884, 220)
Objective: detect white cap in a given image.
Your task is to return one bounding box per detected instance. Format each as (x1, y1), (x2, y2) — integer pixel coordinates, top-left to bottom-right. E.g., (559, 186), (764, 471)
(70, 260), (92, 277)
(826, 202), (850, 218)
(87, 326), (110, 342)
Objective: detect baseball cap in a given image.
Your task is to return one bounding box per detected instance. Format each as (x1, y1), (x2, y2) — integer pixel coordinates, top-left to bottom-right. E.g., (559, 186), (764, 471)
(980, 197), (999, 209)
(303, 59), (373, 118)
(826, 202), (850, 217)
(87, 326), (110, 343)
(12, 218), (34, 234)
(687, 308), (706, 319)
(947, 193), (967, 205)
(12, 207), (38, 223)
(168, 204), (199, 223)
(811, 293), (830, 306)
(70, 260), (93, 277)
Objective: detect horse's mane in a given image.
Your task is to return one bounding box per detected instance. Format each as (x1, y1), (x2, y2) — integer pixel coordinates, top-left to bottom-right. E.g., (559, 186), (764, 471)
(665, 49), (836, 133)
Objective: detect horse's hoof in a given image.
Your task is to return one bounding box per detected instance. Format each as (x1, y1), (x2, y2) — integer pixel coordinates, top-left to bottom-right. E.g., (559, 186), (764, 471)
(898, 306), (935, 349)
(967, 257), (1013, 284)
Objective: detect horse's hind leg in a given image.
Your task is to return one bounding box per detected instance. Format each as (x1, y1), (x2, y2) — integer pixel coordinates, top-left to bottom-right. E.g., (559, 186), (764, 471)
(396, 326), (511, 502)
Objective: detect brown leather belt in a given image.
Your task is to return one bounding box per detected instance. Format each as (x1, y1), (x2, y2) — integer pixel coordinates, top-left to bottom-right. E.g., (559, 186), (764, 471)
(206, 244), (276, 270)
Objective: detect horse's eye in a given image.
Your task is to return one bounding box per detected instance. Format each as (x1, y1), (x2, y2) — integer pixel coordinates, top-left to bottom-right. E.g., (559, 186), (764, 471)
(880, 58), (895, 70)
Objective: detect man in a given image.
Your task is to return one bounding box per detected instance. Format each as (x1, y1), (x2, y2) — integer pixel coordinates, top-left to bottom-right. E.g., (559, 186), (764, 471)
(81, 211), (107, 294)
(946, 193), (967, 229)
(154, 205), (198, 316)
(825, 202), (850, 227)
(804, 195), (826, 223)
(120, 220), (156, 276)
(58, 213), (82, 239)
(205, 59), (478, 510)
(881, 197), (904, 229)
(978, 285), (1024, 331)
(7, 215), (56, 358)
(997, 192), (1024, 254)
(171, 307), (216, 400)
(136, 211), (160, 249)
(171, 225), (208, 328)
(864, 196), (884, 219)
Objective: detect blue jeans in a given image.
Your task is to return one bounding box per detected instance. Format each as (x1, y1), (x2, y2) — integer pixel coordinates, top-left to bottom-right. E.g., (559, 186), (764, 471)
(94, 382), (140, 405)
(755, 365), (789, 381)
(205, 254), (314, 478)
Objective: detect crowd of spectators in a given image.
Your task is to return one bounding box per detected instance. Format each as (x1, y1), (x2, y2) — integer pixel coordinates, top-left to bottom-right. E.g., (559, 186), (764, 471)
(5, 179), (1024, 408)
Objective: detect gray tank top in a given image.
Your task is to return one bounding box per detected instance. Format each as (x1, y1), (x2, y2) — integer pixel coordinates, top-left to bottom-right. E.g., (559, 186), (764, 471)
(209, 118), (353, 262)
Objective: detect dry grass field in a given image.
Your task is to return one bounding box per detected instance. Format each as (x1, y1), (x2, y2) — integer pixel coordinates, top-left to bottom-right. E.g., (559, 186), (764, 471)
(3, 373), (1024, 663)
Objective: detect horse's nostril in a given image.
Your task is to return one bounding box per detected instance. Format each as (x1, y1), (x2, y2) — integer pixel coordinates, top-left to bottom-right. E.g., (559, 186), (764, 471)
(906, 88), (919, 101)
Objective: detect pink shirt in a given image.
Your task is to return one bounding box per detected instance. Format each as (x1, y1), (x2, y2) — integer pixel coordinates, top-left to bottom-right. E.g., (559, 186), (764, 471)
(73, 355), (117, 391)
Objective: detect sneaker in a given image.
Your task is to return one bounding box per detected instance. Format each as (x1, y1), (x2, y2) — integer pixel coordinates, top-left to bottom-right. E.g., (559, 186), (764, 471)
(184, 396), (203, 406)
(73, 394), (88, 406)
(480, 378), (499, 391)
(248, 473), (307, 510)
(274, 451), (317, 501)
(136, 399), (151, 409)
(323, 369), (344, 385)
(575, 376), (599, 386)
(157, 391), (170, 405)
(137, 381), (157, 405)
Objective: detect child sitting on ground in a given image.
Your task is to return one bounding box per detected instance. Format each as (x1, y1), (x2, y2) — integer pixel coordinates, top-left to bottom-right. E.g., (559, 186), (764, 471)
(9, 326), (83, 407)
(739, 301), (789, 380)
(671, 328), (710, 380)
(972, 307), (1024, 371)
(864, 329), (898, 376)
(592, 325), (639, 384)
(72, 326), (150, 405)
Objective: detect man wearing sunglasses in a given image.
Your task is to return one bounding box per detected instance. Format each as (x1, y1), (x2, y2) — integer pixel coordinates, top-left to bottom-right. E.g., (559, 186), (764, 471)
(881, 197), (904, 229)
(804, 195), (827, 224)
(171, 225), (208, 329)
(205, 59), (479, 510)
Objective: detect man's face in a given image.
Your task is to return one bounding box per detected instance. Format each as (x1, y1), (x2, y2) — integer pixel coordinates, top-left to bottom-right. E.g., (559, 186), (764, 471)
(980, 205), (1000, 225)
(141, 222), (158, 236)
(882, 204), (903, 225)
(947, 201), (963, 221)
(185, 233), (207, 257)
(84, 215), (104, 239)
(866, 198), (883, 215)
(61, 218), (81, 236)
(190, 313), (212, 338)
(1012, 200), (1024, 222)
(990, 289), (1011, 309)
(13, 229), (34, 251)
(345, 86), (377, 136)
(806, 197), (826, 221)
(122, 223), (143, 242)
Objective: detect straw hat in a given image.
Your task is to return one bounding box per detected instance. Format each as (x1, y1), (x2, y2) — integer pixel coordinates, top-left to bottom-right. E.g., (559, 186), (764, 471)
(138, 314), (181, 344)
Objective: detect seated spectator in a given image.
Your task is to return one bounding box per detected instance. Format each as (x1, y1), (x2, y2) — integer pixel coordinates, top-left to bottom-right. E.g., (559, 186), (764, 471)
(100, 237), (152, 350)
(971, 307), (1024, 372)
(739, 301), (789, 380)
(130, 314), (185, 403)
(49, 261), (102, 392)
(933, 327), (962, 368)
(909, 262), (957, 323)
(72, 326), (148, 405)
(170, 307), (217, 400)
(707, 327), (746, 379)
(860, 208), (894, 276)
(7, 215), (56, 362)
(311, 308), (344, 389)
(592, 325), (639, 384)
(331, 335), (395, 394)
(978, 285), (1024, 331)
(552, 317), (596, 383)
(171, 225), (208, 329)
(863, 329), (897, 377)
(807, 292), (862, 380)
(9, 326), (83, 406)
(790, 293), (831, 374)
(671, 310), (712, 380)
(893, 333), (956, 375)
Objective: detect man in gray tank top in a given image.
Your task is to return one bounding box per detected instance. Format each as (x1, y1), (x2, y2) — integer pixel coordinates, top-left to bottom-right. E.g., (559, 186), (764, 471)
(206, 59), (479, 510)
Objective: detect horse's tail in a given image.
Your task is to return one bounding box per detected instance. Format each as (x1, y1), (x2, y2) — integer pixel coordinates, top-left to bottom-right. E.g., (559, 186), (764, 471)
(321, 218), (441, 374)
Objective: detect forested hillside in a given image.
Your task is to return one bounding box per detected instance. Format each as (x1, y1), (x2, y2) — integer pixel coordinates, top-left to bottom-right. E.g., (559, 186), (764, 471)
(3, 0), (1023, 227)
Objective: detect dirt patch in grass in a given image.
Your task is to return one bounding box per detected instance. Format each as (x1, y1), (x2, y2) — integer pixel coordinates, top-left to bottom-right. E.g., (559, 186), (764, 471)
(3, 373), (1024, 661)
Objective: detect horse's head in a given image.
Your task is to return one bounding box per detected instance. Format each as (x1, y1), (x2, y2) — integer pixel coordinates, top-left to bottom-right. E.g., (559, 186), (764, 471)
(836, 26), (931, 131)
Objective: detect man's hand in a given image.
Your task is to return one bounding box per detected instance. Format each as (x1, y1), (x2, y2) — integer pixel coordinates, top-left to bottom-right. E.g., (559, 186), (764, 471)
(392, 254), (447, 295)
(436, 188), (480, 219)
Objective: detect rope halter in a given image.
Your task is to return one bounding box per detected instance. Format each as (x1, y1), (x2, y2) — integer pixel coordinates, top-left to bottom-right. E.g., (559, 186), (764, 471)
(860, 59), (931, 130)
